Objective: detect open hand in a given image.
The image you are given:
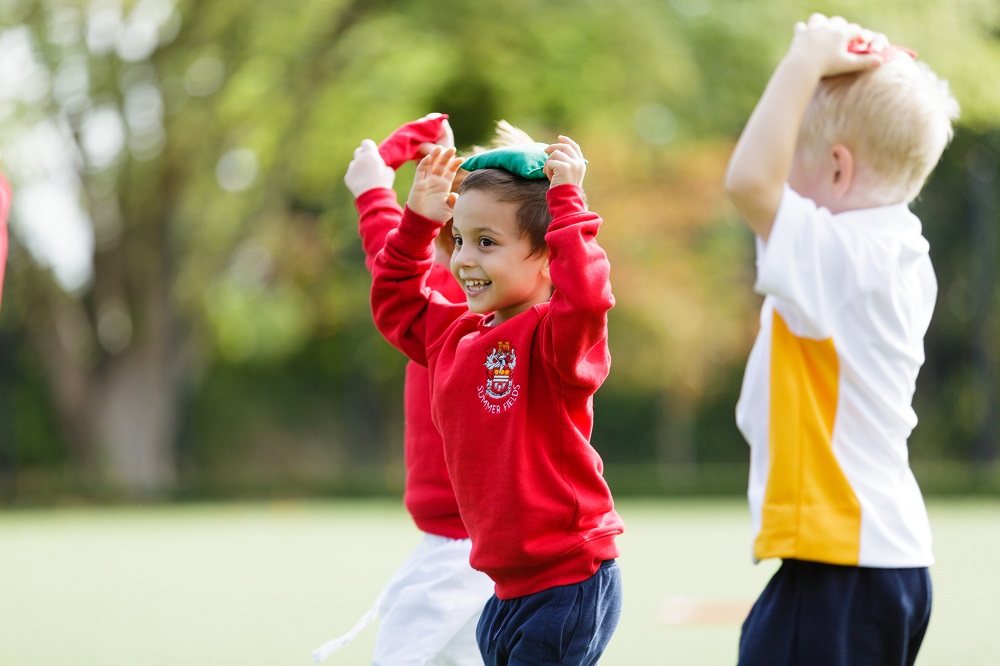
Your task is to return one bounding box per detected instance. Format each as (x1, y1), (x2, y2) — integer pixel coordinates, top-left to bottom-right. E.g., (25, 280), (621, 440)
(544, 136), (586, 188)
(790, 14), (885, 78)
(344, 140), (395, 198)
(408, 146), (463, 223)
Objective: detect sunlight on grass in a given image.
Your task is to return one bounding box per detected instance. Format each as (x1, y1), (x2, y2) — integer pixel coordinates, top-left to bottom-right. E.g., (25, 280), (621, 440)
(0, 499), (996, 665)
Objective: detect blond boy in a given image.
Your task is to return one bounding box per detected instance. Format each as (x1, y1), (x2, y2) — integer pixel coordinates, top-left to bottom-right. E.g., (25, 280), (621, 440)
(725, 14), (958, 666)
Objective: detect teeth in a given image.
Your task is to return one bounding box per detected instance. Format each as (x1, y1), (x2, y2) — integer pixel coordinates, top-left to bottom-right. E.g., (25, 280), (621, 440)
(464, 279), (490, 295)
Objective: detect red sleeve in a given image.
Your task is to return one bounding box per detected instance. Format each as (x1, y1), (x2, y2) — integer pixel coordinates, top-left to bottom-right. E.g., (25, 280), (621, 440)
(0, 173), (10, 312)
(356, 188), (465, 304)
(541, 184), (614, 394)
(356, 188), (403, 272)
(377, 115), (449, 170)
(370, 206), (464, 365)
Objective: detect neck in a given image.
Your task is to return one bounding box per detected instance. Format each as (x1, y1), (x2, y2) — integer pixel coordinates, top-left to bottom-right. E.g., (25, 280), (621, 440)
(835, 170), (908, 213)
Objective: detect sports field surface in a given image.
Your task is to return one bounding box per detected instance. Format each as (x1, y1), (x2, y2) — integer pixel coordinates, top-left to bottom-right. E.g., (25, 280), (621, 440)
(1, 498), (997, 665)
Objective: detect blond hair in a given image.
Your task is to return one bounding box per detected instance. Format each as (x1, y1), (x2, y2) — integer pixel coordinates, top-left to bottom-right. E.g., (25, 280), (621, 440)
(797, 54), (960, 203)
(465, 119), (537, 156)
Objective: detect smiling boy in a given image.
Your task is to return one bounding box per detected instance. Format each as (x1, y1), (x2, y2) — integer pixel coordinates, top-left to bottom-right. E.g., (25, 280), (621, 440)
(451, 175), (552, 323)
(369, 137), (624, 665)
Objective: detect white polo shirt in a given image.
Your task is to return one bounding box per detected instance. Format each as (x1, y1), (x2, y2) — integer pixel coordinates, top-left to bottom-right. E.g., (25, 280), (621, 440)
(736, 186), (935, 568)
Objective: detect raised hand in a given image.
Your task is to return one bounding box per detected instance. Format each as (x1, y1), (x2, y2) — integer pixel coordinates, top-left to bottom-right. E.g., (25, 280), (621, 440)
(790, 14), (885, 79)
(407, 146), (463, 223)
(345, 139), (395, 198)
(544, 135), (587, 188)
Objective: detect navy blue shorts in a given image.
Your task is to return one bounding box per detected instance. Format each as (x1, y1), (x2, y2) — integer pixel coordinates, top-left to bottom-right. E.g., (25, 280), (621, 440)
(476, 559), (622, 666)
(738, 559), (932, 666)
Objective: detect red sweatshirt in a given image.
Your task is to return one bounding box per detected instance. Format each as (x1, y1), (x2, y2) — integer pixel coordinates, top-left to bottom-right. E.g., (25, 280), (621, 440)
(356, 188), (469, 539)
(371, 184), (624, 599)
(0, 173), (10, 311)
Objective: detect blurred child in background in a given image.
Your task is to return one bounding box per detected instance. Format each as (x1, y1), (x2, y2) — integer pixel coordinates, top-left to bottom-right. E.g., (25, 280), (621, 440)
(725, 13), (958, 666)
(313, 114), (494, 666)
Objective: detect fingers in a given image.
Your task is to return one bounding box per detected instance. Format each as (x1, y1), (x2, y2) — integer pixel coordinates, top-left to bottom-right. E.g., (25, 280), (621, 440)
(409, 146), (463, 221)
(354, 138), (379, 158)
(545, 136), (585, 167)
(869, 32), (889, 52)
(345, 139), (393, 196)
(417, 146), (462, 176)
(350, 139), (388, 170)
(414, 146), (463, 191)
(545, 135), (584, 160)
(802, 13), (864, 37)
(795, 12), (887, 71)
(543, 135), (586, 186)
(545, 135), (586, 178)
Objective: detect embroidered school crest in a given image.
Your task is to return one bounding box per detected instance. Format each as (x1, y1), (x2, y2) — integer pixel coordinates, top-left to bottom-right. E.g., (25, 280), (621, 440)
(484, 341), (517, 400)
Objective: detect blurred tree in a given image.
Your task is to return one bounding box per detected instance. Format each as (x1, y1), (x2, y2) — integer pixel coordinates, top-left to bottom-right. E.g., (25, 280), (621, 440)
(0, 0), (997, 497)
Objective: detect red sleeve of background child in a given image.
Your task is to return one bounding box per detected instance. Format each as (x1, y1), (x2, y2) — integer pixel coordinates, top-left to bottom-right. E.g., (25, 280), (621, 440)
(377, 114), (449, 169)
(0, 172), (10, 312)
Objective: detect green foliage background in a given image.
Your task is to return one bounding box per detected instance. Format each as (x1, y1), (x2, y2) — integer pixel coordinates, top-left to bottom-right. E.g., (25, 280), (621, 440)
(0, 0), (998, 500)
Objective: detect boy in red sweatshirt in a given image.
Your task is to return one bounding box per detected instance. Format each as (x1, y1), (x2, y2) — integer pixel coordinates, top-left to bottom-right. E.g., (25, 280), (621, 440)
(313, 115), (493, 666)
(369, 135), (624, 665)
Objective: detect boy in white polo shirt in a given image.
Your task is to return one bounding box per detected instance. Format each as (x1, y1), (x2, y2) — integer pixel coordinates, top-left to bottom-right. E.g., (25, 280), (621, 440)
(725, 13), (959, 666)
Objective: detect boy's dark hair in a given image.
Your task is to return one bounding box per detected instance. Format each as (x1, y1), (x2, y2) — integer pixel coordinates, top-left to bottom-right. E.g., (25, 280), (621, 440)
(458, 168), (551, 255)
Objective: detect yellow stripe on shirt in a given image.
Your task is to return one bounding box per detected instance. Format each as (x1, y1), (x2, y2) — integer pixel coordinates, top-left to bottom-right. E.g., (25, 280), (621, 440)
(754, 311), (861, 565)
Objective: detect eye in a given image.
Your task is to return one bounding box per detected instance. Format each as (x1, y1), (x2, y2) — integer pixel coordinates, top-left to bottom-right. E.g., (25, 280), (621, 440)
(478, 237), (495, 248)
(453, 236), (463, 247)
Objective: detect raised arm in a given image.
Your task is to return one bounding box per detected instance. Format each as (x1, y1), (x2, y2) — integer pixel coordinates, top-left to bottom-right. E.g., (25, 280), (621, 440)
(540, 137), (614, 392)
(347, 114), (455, 265)
(345, 139), (402, 271)
(724, 14), (883, 241)
(370, 147), (465, 364)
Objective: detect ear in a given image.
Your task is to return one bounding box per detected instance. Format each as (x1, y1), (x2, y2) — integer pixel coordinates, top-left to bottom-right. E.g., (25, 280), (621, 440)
(829, 144), (855, 198)
(540, 250), (551, 281)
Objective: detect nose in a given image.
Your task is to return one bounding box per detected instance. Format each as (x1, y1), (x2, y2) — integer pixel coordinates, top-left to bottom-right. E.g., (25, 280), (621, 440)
(452, 242), (475, 269)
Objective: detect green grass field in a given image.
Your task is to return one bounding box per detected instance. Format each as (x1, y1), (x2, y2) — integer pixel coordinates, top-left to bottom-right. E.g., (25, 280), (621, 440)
(0, 498), (997, 665)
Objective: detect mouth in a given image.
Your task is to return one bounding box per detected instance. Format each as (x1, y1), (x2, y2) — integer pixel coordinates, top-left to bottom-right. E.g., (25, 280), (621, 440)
(463, 279), (491, 296)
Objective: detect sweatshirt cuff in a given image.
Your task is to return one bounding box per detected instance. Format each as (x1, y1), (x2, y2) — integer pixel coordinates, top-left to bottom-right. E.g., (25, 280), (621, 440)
(546, 184), (588, 225)
(397, 205), (444, 257)
(355, 187), (398, 213)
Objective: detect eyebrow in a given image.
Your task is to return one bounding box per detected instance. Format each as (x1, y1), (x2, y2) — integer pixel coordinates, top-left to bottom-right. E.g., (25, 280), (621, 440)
(455, 225), (505, 237)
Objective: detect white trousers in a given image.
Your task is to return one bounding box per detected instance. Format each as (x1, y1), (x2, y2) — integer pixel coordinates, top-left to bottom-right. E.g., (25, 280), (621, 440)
(313, 534), (495, 666)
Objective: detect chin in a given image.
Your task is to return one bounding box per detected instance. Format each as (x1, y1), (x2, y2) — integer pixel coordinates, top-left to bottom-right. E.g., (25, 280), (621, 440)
(467, 301), (491, 315)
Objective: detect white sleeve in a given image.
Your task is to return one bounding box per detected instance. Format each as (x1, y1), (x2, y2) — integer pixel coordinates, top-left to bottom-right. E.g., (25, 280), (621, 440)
(755, 186), (862, 339)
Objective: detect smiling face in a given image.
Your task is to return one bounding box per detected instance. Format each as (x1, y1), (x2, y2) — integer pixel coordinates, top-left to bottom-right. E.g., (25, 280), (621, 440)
(450, 188), (552, 326)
